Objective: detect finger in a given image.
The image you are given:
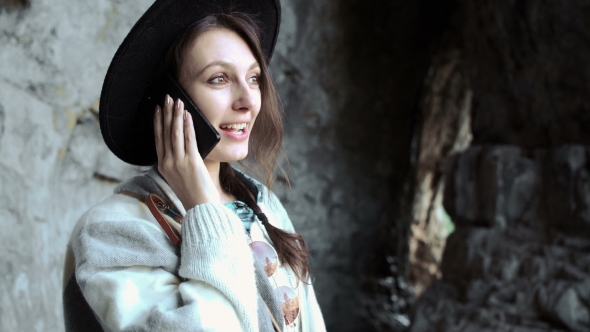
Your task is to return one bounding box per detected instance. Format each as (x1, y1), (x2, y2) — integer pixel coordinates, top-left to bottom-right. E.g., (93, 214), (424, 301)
(185, 111), (199, 158)
(163, 94), (174, 157)
(153, 105), (164, 160)
(172, 98), (185, 159)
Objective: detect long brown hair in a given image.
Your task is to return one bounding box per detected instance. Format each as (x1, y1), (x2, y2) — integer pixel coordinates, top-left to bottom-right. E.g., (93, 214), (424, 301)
(157, 13), (310, 282)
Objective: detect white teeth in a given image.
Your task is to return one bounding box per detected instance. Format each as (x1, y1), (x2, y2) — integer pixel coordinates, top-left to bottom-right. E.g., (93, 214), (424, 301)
(221, 123), (247, 130)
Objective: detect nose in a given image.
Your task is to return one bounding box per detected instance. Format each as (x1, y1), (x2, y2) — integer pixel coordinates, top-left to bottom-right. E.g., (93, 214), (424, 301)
(231, 80), (258, 112)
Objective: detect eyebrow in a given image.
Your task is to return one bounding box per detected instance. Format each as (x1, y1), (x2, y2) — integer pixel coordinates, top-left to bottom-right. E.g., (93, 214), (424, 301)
(194, 60), (260, 78)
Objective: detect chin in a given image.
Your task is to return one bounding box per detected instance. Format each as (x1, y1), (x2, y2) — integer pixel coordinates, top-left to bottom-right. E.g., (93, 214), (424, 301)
(206, 148), (249, 163)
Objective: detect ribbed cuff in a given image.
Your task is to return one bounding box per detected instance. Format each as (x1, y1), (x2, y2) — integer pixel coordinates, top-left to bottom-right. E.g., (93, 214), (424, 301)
(178, 203), (250, 279)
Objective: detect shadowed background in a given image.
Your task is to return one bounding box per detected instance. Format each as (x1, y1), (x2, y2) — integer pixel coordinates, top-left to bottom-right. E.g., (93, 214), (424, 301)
(1, 0), (589, 331)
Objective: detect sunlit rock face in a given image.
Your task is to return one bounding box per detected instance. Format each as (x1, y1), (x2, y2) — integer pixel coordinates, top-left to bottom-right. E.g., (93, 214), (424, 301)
(407, 48), (473, 298)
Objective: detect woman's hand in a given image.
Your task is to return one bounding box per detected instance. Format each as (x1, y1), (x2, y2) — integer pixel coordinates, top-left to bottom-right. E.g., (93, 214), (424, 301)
(154, 95), (220, 210)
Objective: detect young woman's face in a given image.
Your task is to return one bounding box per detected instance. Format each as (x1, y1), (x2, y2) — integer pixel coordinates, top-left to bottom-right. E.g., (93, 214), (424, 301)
(178, 28), (261, 163)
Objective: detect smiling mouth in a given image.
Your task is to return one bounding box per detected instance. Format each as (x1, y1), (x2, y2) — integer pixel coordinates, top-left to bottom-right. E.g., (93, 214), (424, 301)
(220, 122), (247, 134)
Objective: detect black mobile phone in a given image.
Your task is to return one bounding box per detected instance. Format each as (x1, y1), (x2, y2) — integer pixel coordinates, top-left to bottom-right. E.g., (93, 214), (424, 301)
(145, 72), (220, 158)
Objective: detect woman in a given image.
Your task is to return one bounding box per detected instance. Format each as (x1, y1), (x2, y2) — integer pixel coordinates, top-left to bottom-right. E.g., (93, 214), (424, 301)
(62, 1), (326, 331)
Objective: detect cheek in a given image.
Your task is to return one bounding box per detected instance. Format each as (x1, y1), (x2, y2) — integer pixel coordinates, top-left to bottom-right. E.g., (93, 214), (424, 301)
(191, 89), (232, 124)
(252, 107), (261, 124)
(252, 92), (262, 119)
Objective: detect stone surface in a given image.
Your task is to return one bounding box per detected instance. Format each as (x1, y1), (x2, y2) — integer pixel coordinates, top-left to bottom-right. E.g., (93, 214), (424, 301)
(408, 47), (472, 297)
(7, 0), (589, 330)
(408, 0), (590, 330)
(542, 146), (590, 234)
(0, 0), (30, 9)
(412, 226), (590, 331)
(0, 1), (159, 331)
(269, 0), (453, 329)
(460, 0), (590, 148)
(444, 145), (590, 236)
(444, 146), (541, 229)
(0, 0), (444, 331)
(411, 145), (590, 331)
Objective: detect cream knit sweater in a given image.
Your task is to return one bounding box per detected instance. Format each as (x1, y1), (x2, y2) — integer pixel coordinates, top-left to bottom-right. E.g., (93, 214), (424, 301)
(68, 169), (326, 332)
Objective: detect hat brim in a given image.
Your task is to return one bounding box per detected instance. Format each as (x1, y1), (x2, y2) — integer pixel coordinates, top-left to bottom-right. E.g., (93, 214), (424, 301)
(99, 0), (281, 166)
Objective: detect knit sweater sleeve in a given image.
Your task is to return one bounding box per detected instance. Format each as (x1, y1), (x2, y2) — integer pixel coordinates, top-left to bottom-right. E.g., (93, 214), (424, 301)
(71, 194), (258, 332)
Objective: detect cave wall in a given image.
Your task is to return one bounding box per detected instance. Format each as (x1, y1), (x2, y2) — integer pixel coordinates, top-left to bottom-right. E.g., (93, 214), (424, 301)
(464, 0), (590, 148)
(272, 0), (453, 329)
(407, 47), (472, 297)
(0, 1), (148, 330)
(412, 0), (590, 330)
(0, 0), (445, 331)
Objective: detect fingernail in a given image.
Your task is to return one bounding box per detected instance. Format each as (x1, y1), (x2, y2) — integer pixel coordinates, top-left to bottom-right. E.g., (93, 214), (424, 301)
(166, 95), (172, 105)
(155, 105), (161, 114)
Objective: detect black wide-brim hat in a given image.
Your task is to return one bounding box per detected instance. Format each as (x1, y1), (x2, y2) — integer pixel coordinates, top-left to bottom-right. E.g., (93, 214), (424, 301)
(99, 0), (281, 166)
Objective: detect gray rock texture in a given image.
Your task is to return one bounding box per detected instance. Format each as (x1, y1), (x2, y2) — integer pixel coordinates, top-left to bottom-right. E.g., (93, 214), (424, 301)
(0, 1), (162, 331)
(409, 0), (590, 330)
(412, 146), (590, 331)
(269, 0), (454, 329)
(443, 145), (590, 234)
(1, 0), (445, 331)
(462, 0), (590, 148)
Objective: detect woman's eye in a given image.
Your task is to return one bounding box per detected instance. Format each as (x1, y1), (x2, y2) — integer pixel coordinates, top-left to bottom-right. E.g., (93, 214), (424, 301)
(248, 75), (260, 84)
(209, 75), (227, 84)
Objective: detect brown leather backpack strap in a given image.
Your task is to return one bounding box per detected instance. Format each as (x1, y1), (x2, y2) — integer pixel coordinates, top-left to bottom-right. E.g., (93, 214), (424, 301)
(145, 193), (182, 246)
(119, 191), (182, 246)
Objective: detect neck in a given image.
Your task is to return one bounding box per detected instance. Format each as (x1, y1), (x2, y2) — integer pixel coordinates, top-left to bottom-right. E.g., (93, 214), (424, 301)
(204, 160), (234, 203)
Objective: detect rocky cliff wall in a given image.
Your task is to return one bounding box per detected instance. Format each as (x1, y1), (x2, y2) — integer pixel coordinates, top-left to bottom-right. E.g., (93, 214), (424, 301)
(0, 1), (149, 330)
(411, 0), (590, 330)
(413, 146), (590, 331)
(0, 0), (439, 330)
